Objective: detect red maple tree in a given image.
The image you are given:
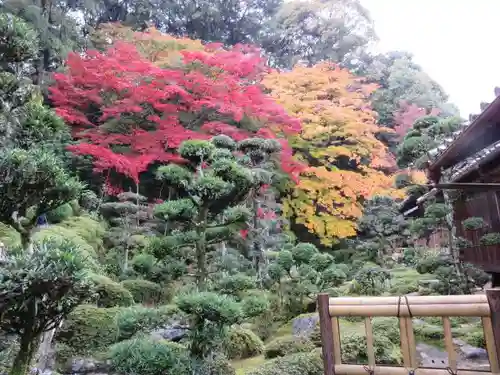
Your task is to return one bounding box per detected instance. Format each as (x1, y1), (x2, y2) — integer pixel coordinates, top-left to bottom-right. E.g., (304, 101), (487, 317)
(49, 42), (303, 189)
(393, 101), (440, 140)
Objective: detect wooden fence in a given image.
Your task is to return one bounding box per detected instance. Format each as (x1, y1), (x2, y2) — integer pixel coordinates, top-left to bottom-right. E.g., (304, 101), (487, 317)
(318, 291), (500, 375)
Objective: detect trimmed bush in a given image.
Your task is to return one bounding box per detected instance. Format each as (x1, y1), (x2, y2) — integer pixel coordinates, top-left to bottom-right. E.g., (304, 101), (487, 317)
(109, 337), (191, 375)
(225, 326), (264, 359)
(341, 332), (401, 365)
(46, 203), (74, 223)
(90, 274), (134, 308)
(56, 304), (181, 355)
(465, 330), (486, 349)
(121, 279), (167, 305)
(58, 215), (106, 252)
(264, 335), (315, 359)
(248, 351), (323, 375)
(197, 354), (236, 375)
(0, 223), (21, 248)
(33, 226), (100, 271)
(372, 317), (400, 342)
(115, 305), (181, 341)
(56, 305), (119, 355)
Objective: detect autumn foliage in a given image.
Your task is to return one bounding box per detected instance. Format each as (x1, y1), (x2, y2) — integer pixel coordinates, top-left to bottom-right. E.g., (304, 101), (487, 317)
(49, 27), (302, 190)
(393, 100), (440, 140)
(264, 63), (402, 245)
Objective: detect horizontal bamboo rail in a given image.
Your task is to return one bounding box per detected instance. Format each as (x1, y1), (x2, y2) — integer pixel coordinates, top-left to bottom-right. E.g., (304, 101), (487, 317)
(317, 291), (500, 375)
(329, 303), (490, 317)
(333, 365), (489, 375)
(328, 295), (488, 306)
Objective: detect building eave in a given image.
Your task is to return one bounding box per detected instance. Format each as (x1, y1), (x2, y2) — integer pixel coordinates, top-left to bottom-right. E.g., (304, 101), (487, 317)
(428, 94), (500, 173)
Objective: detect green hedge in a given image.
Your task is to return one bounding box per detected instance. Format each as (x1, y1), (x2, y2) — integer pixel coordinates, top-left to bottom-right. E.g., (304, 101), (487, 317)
(46, 203), (74, 224)
(32, 226), (100, 271)
(225, 327), (264, 359)
(58, 215), (106, 252)
(121, 279), (168, 305)
(109, 338), (191, 375)
(248, 351), (323, 375)
(90, 274), (134, 308)
(264, 336), (315, 359)
(56, 304), (181, 356)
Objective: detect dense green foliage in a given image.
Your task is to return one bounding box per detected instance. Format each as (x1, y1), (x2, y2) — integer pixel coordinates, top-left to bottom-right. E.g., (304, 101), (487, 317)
(0, 5), (485, 375)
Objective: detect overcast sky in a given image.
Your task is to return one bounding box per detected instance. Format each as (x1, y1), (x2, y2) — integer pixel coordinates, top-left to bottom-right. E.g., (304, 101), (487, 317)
(361, 0), (499, 117)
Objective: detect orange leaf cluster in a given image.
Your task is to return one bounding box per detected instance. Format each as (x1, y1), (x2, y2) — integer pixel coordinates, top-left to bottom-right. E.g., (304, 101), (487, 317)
(92, 23), (205, 66)
(264, 62), (402, 245)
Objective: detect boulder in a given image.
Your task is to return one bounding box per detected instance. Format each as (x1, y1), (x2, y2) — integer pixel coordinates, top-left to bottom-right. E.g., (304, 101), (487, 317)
(150, 321), (190, 342)
(292, 314), (319, 337)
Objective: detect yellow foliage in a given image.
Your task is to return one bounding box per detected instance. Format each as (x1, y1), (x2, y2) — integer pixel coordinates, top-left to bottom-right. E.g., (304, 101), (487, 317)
(92, 23), (204, 66)
(264, 63), (402, 245)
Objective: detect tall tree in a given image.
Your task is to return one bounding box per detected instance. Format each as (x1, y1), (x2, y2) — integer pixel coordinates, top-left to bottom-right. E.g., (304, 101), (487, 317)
(351, 51), (459, 129)
(261, 0), (376, 68)
(49, 35), (302, 196)
(264, 62), (402, 247)
(154, 138), (257, 289)
(0, 12), (70, 151)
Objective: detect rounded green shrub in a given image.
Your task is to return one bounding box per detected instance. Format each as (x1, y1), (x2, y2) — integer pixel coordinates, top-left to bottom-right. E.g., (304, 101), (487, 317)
(109, 337), (191, 375)
(465, 330), (486, 349)
(90, 274), (134, 308)
(56, 305), (119, 355)
(341, 332), (401, 365)
(264, 335), (315, 359)
(225, 326), (264, 359)
(0, 223), (20, 248)
(372, 317), (400, 342)
(248, 351), (323, 375)
(121, 279), (166, 305)
(32, 226), (100, 271)
(58, 215), (106, 252)
(115, 305), (181, 341)
(46, 203), (74, 223)
(197, 353), (236, 375)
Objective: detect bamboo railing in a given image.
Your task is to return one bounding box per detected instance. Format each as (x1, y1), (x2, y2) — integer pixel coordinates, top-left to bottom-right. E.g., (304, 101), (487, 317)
(318, 291), (500, 375)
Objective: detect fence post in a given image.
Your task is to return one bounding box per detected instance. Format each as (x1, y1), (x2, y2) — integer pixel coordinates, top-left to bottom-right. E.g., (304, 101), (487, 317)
(486, 288), (500, 368)
(318, 293), (336, 375)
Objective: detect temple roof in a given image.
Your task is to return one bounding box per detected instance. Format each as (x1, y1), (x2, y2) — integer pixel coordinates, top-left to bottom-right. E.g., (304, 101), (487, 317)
(427, 87), (500, 177)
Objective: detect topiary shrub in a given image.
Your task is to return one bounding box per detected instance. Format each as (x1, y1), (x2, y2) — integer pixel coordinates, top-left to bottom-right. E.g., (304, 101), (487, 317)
(480, 233), (500, 246)
(372, 317), (400, 343)
(196, 353), (236, 375)
(46, 203), (74, 223)
(115, 305), (181, 341)
(264, 335), (315, 359)
(56, 305), (119, 355)
(248, 351), (323, 375)
(90, 274), (134, 308)
(224, 326), (264, 359)
(341, 332), (401, 365)
(32, 226), (100, 271)
(109, 337), (191, 375)
(465, 330), (486, 349)
(58, 216), (106, 252)
(56, 304), (181, 355)
(462, 217), (486, 231)
(0, 223), (21, 248)
(121, 279), (166, 305)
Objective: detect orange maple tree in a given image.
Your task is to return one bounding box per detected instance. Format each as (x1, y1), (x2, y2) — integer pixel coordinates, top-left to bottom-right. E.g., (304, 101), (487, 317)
(264, 62), (403, 246)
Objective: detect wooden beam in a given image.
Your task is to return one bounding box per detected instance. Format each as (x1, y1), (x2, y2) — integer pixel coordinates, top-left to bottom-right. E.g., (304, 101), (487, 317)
(318, 294), (336, 375)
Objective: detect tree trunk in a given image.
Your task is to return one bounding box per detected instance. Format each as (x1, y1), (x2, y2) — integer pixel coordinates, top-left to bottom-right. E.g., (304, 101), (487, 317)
(195, 207), (209, 290)
(10, 332), (37, 375)
(442, 190), (465, 287)
(36, 320), (64, 371)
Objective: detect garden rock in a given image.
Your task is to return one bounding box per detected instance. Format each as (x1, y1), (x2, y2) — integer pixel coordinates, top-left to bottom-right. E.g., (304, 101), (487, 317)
(292, 314), (319, 337)
(150, 321), (190, 342)
(65, 357), (111, 374)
